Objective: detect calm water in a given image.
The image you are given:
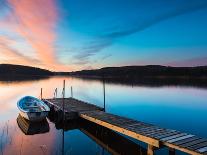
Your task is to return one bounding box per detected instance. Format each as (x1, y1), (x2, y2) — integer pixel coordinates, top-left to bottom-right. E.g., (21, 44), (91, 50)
(0, 76), (207, 155)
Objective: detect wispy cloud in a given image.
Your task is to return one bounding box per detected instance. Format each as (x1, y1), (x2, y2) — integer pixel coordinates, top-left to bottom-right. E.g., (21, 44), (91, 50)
(101, 54), (112, 61)
(73, 1), (207, 65)
(0, 36), (40, 65)
(101, 2), (207, 39)
(72, 39), (112, 65)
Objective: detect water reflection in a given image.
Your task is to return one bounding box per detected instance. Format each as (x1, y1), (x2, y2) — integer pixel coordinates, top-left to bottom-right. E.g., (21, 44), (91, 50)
(0, 76), (207, 155)
(17, 115), (50, 135)
(0, 119), (60, 155)
(0, 75), (50, 82)
(72, 76), (207, 88)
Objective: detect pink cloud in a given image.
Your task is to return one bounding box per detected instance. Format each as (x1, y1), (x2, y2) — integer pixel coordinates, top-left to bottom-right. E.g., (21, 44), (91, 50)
(0, 36), (41, 65)
(0, 0), (71, 71)
(7, 0), (58, 63)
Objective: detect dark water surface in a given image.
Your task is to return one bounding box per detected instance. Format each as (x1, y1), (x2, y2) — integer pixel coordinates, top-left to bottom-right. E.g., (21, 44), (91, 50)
(0, 76), (207, 155)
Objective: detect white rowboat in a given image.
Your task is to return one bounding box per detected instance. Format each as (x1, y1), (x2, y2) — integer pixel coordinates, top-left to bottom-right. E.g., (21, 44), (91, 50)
(17, 96), (50, 122)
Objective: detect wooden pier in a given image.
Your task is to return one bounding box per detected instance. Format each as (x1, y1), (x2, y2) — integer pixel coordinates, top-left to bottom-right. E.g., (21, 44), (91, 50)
(44, 97), (207, 155)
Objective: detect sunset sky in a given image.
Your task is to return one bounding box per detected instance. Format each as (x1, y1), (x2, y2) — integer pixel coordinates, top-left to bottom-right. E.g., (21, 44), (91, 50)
(0, 0), (207, 71)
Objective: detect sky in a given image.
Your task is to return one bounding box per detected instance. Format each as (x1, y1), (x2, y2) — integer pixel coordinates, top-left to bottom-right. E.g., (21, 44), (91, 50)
(0, 0), (207, 71)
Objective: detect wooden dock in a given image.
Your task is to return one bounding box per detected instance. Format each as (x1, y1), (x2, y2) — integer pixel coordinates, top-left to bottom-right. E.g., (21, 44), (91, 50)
(44, 97), (207, 155)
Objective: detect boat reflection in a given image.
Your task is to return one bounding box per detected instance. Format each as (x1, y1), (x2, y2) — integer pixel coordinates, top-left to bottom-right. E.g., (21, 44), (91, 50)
(17, 114), (50, 135)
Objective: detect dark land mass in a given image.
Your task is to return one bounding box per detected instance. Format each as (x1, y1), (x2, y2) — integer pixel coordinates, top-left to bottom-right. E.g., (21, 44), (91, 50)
(0, 64), (53, 81)
(70, 65), (207, 78)
(1, 64), (207, 87)
(69, 65), (207, 87)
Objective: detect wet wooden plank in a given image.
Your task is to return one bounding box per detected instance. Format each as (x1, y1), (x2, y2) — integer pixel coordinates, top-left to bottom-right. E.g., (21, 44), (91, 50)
(197, 146), (207, 153)
(187, 141), (207, 151)
(167, 135), (195, 143)
(163, 142), (203, 155)
(173, 136), (201, 145)
(128, 126), (159, 133)
(135, 128), (169, 136)
(149, 130), (180, 139)
(124, 125), (152, 133)
(180, 139), (207, 148)
(126, 122), (152, 127)
(161, 133), (188, 141)
(45, 98), (103, 113)
(139, 128), (165, 135)
(95, 117), (144, 128)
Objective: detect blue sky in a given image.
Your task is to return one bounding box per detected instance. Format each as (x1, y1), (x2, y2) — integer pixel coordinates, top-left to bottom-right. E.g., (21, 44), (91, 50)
(0, 0), (207, 71)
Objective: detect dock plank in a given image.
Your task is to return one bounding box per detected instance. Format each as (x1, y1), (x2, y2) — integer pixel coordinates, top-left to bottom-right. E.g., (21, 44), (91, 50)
(167, 135), (195, 143)
(197, 147), (207, 153)
(161, 133), (188, 141)
(188, 141), (207, 151)
(173, 136), (201, 145)
(180, 139), (207, 148)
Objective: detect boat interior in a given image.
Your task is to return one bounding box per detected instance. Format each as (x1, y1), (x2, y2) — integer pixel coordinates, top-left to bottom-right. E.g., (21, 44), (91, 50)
(21, 97), (47, 112)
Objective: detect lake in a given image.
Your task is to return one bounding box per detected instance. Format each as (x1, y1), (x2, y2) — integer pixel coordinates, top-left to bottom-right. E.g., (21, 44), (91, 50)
(0, 76), (207, 155)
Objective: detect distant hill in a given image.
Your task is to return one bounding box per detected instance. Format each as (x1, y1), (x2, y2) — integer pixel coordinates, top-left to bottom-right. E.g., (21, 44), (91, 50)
(1, 64), (207, 86)
(0, 64), (53, 81)
(69, 65), (207, 78)
(69, 65), (207, 87)
(2, 64), (207, 78)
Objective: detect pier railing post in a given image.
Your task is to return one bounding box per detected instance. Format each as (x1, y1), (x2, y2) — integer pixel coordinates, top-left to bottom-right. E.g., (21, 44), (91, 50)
(147, 145), (155, 155)
(62, 80), (65, 154)
(63, 80), (65, 116)
(54, 88), (57, 99)
(103, 77), (106, 112)
(71, 86), (73, 98)
(169, 148), (175, 155)
(53, 88), (55, 99)
(40, 88), (43, 100)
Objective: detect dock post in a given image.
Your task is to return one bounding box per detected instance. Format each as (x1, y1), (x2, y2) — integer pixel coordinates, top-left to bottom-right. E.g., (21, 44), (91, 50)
(40, 88), (43, 100)
(54, 88), (57, 99)
(169, 148), (175, 155)
(63, 80), (65, 116)
(71, 86), (73, 98)
(103, 77), (106, 112)
(147, 145), (155, 155)
(55, 88), (57, 98)
(62, 80), (65, 155)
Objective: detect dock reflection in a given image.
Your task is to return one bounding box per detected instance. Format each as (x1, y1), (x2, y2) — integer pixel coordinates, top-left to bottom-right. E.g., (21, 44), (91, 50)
(51, 117), (147, 155)
(80, 119), (147, 155)
(17, 114), (50, 135)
